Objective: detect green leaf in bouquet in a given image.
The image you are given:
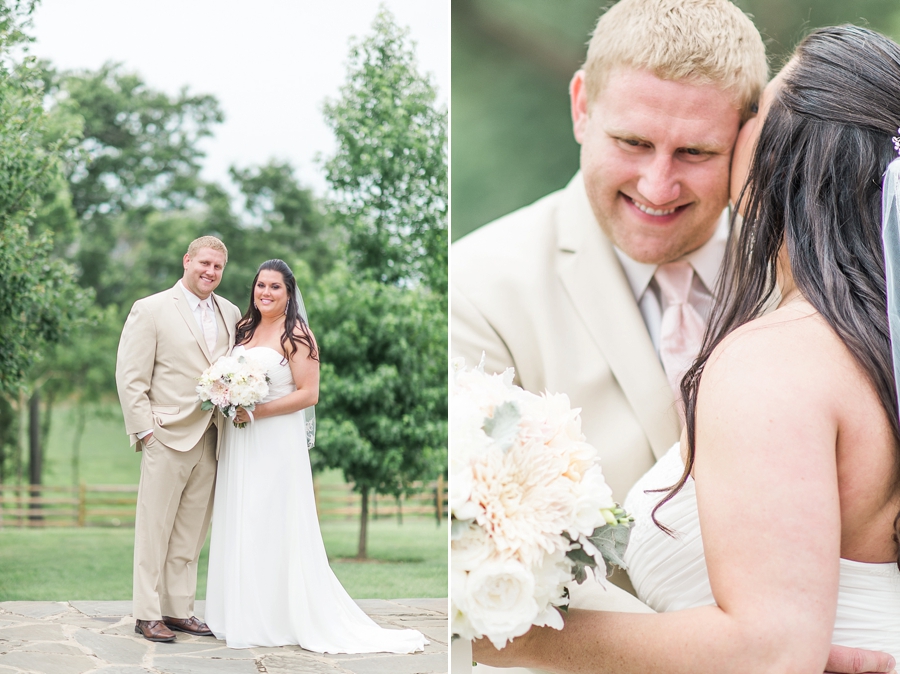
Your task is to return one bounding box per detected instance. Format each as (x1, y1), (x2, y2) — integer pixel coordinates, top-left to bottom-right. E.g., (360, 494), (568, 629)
(559, 586), (570, 614)
(566, 543), (597, 584)
(200, 400), (214, 411)
(588, 521), (632, 571)
(482, 401), (520, 451)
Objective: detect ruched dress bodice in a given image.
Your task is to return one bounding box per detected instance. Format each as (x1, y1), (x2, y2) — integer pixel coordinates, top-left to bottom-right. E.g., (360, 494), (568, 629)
(241, 345), (296, 402)
(624, 443), (900, 657)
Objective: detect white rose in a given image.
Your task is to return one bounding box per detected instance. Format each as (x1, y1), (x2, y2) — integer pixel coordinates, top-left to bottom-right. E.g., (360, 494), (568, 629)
(450, 567), (478, 641)
(451, 520), (495, 572)
(464, 556), (539, 649)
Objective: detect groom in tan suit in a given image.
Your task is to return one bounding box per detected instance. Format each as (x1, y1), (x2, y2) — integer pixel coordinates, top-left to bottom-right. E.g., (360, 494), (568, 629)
(116, 235), (241, 642)
(452, 0), (767, 504)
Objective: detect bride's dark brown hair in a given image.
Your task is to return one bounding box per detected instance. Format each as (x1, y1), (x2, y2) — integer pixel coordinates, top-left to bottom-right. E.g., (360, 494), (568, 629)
(656, 25), (900, 569)
(235, 259), (318, 362)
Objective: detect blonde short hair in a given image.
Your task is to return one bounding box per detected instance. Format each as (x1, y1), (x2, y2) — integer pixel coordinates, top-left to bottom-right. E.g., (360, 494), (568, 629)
(186, 235), (228, 264)
(585, 0), (768, 122)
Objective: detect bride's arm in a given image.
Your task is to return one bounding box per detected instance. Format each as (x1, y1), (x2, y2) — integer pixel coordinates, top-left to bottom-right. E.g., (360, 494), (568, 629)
(474, 319), (842, 674)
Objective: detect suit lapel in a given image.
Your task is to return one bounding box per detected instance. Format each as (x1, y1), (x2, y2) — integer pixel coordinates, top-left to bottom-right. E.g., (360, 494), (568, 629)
(555, 175), (680, 460)
(210, 293), (236, 357)
(172, 284), (213, 363)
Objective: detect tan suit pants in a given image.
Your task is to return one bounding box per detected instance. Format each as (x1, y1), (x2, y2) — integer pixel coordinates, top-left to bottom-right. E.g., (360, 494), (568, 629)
(133, 425), (217, 620)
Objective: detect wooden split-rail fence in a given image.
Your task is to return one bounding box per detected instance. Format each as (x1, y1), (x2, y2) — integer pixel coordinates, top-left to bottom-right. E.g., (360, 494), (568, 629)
(0, 475), (447, 528)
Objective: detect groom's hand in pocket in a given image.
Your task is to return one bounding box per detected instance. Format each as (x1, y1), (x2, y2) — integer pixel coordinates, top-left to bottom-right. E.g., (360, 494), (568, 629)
(826, 644), (896, 674)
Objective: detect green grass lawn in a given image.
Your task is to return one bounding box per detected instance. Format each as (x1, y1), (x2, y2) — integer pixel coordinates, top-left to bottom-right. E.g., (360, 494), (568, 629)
(2, 404), (447, 601)
(0, 519), (447, 601)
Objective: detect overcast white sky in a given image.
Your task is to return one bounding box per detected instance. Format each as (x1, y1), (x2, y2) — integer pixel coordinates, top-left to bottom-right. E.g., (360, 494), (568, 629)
(29, 0), (449, 196)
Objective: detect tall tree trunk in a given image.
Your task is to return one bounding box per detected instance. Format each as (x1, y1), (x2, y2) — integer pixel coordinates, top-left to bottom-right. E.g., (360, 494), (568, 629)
(71, 406), (87, 488)
(28, 390), (42, 520)
(16, 390), (26, 486)
(356, 485), (369, 560)
(40, 389), (54, 451)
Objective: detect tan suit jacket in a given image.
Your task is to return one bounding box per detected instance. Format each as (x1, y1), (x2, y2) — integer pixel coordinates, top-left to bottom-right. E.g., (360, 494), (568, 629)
(116, 283), (242, 453)
(451, 173), (681, 502)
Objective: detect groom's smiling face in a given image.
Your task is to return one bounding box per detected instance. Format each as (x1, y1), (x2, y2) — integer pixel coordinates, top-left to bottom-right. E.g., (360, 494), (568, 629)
(182, 247), (226, 300)
(571, 66), (742, 265)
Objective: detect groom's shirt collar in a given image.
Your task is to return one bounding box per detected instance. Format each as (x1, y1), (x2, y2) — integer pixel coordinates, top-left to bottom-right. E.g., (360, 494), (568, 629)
(614, 207), (728, 300)
(177, 279), (211, 310)
(613, 208), (729, 354)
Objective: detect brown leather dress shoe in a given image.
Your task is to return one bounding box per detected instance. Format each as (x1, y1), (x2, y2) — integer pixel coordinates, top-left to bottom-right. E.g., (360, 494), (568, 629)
(134, 619), (176, 642)
(162, 615), (214, 637)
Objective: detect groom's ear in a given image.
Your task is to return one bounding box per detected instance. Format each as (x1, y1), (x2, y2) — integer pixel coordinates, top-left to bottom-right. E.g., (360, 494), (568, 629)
(183, 253), (191, 270)
(570, 70), (589, 145)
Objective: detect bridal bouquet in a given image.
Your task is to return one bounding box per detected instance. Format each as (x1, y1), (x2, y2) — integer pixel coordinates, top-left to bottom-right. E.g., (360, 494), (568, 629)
(196, 355), (270, 428)
(450, 358), (632, 649)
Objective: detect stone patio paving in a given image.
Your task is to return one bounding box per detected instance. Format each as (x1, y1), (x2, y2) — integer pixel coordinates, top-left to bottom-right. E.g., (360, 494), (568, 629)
(0, 598), (447, 674)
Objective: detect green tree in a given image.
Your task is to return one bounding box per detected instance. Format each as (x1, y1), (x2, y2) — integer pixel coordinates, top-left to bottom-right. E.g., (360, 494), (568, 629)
(312, 266), (447, 558)
(314, 7), (448, 558)
(44, 62), (223, 307)
(0, 1), (92, 483)
(323, 6), (447, 293)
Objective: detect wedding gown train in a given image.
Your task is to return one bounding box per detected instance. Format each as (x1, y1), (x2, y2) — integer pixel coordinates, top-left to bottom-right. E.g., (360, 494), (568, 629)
(205, 345), (428, 653)
(624, 443), (900, 658)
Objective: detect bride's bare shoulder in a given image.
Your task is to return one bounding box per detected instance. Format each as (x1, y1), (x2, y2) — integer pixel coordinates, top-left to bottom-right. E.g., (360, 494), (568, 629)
(702, 300), (855, 402)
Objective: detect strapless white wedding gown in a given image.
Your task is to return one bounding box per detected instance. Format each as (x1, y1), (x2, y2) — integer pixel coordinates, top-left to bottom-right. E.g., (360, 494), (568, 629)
(624, 443), (900, 658)
(205, 345), (428, 653)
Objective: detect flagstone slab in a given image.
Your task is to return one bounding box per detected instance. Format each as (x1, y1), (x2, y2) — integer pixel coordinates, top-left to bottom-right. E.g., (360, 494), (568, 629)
(14, 641), (86, 656)
(57, 615), (122, 630)
(0, 638), (24, 653)
(163, 646), (256, 660)
(0, 623), (66, 641)
(74, 629), (149, 665)
(152, 654), (260, 674)
(350, 600), (413, 616)
(0, 602), (69, 620)
(0, 650), (95, 674)
(392, 598), (448, 614)
(390, 618), (447, 642)
(337, 653), (448, 674)
(261, 655), (352, 673)
(96, 624), (140, 638)
(70, 602), (133, 618)
(141, 640), (222, 655)
(91, 668), (155, 674)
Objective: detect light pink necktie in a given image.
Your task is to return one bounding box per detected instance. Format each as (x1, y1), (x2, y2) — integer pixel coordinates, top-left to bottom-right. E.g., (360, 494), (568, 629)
(200, 300), (217, 353)
(655, 261), (706, 399)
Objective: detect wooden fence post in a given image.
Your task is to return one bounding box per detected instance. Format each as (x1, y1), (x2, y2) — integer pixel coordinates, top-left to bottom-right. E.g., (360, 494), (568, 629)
(435, 474), (444, 524)
(78, 483), (86, 527)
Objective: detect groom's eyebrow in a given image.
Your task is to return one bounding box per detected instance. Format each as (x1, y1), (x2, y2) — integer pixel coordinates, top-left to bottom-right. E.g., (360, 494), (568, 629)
(608, 127), (731, 154)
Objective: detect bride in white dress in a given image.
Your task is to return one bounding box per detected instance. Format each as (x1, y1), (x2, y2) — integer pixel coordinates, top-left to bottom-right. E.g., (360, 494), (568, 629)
(474, 26), (900, 671)
(205, 259), (427, 653)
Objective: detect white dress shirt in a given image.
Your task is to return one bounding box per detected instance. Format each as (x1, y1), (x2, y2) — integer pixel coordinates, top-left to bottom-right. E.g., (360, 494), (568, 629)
(177, 279), (220, 344)
(613, 209), (728, 354)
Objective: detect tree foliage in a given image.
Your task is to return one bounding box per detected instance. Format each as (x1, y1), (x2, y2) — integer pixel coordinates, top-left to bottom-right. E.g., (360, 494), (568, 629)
(0, 4), (87, 395)
(312, 266), (447, 557)
(43, 62), (223, 306)
(323, 6), (447, 293)
(315, 8), (448, 557)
